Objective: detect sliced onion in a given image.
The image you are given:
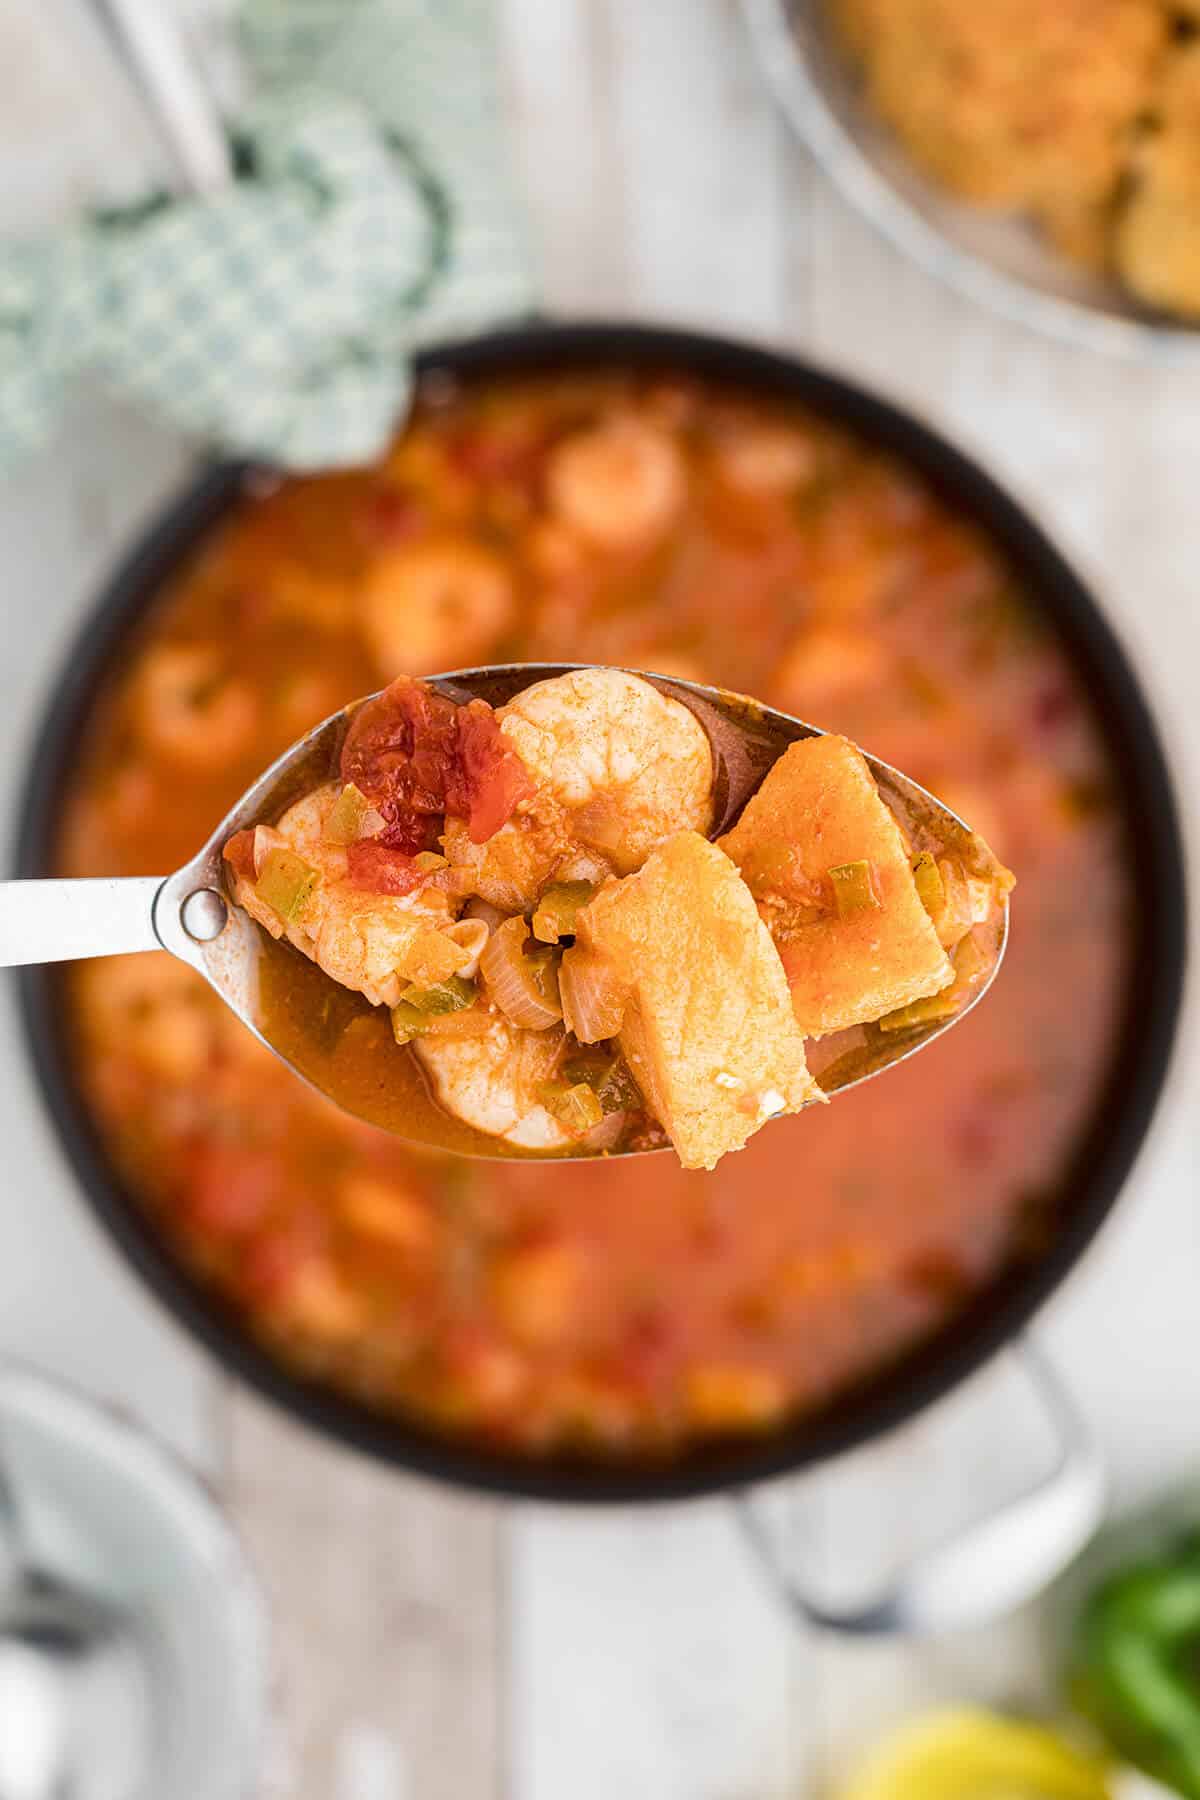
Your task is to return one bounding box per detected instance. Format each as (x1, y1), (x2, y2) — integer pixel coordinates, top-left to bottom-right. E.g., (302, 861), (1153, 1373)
(580, 1109), (627, 1153)
(421, 1004), (496, 1041)
(559, 947), (628, 1044)
(251, 824), (287, 876)
(444, 917), (490, 979)
(480, 915), (562, 1029)
(571, 797), (627, 857)
(464, 897), (507, 932)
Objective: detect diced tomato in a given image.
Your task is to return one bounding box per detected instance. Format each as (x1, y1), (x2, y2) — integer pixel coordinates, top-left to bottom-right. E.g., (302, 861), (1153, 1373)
(223, 828), (257, 884)
(345, 840), (428, 895)
(340, 677), (532, 851)
(447, 700), (534, 843)
(448, 429), (544, 486)
(440, 1323), (529, 1415)
(360, 488), (427, 546)
(240, 1213), (325, 1302)
(180, 1141), (279, 1237)
(617, 1304), (682, 1391)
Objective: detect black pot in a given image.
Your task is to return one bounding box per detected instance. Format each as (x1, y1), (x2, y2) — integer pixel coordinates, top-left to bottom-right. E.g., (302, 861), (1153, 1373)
(13, 323), (1188, 1524)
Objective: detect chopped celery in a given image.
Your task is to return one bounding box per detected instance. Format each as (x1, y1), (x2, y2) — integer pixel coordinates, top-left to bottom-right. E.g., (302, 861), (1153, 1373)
(524, 944), (562, 1008)
(911, 851), (945, 916)
(391, 976), (477, 1042)
(828, 859), (880, 918)
(532, 880), (596, 944)
(255, 848), (319, 923)
(390, 1001), (427, 1044)
(537, 1079), (604, 1135)
(325, 782), (370, 846)
(403, 975), (477, 1016)
(413, 851), (448, 872)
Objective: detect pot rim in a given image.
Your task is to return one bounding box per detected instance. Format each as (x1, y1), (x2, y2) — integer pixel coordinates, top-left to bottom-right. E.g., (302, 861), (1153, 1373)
(13, 319), (1188, 1503)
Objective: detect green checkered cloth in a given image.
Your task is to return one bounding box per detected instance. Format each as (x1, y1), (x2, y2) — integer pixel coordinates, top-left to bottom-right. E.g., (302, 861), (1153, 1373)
(0, 0), (532, 469)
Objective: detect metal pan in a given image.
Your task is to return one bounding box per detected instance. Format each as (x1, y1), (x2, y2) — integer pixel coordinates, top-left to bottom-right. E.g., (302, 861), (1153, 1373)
(12, 323), (1188, 1628)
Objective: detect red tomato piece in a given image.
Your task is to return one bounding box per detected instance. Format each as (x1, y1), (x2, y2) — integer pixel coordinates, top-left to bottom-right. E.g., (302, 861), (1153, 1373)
(447, 699), (534, 843)
(340, 677), (532, 851)
(223, 828), (257, 884)
(181, 1141), (279, 1237)
(240, 1213), (325, 1302)
(345, 840), (428, 895)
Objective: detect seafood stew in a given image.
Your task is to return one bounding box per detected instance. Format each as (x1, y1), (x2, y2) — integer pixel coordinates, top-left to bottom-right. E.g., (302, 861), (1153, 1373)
(49, 358), (1139, 1461)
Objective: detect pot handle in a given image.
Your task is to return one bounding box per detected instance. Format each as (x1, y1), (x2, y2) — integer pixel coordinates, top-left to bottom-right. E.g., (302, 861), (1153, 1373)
(735, 1340), (1105, 1636)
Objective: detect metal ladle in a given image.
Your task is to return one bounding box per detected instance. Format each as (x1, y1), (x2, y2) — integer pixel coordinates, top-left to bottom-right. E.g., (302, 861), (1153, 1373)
(0, 665), (1009, 1156)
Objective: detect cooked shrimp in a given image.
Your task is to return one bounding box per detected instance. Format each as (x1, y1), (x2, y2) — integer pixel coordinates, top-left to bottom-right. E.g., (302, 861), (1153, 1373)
(230, 784), (462, 1010)
(711, 422), (817, 497)
(361, 535), (515, 677)
(132, 644), (258, 769)
(498, 668), (713, 874)
(546, 421), (685, 549)
(415, 1015), (573, 1151)
(773, 625), (887, 714)
(75, 953), (216, 1083)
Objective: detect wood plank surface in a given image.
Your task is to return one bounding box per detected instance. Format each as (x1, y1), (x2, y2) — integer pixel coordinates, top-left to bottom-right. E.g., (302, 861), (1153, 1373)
(0, 3), (1196, 1796)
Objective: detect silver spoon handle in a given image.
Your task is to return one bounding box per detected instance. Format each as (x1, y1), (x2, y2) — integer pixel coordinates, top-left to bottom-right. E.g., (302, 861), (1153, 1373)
(0, 879), (164, 966)
(93, 0), (233, 197)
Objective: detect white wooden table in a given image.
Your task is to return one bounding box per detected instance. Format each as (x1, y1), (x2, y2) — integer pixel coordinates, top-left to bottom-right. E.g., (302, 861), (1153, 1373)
(1, 4), (1197, 1796)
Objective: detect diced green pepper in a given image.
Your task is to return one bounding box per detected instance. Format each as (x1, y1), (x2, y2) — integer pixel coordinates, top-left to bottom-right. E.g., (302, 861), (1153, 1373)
(390, 1001), (427, 1044)
(325, 782), (370, 845)
(828, 859), (880, 918)
(537, 1079), (605, 1135)
(523, 943), (562, 1008)
(391, 976), (477, 1042)
(403, 975), (477, 1016)
(911, 851), (945, 916)
(562, 1049), (642, 1116)
(414, 851), (448, 872)
(532, 880), (596, 944)
(255, 848), (319, 923)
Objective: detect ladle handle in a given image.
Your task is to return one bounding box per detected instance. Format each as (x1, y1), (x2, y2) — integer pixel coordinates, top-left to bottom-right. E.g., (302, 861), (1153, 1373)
(93, 0), (234, 197)
(0, 878), (164, 966)
(736, 1340), (1105, 1636)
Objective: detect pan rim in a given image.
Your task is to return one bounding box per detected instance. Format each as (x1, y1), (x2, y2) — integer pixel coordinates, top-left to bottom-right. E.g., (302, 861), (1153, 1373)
(13, 318), (1188, 1504)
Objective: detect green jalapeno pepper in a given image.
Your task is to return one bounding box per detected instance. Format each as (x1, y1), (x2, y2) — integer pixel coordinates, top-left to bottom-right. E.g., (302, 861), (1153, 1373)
(1071, 1530), (1200, 1798)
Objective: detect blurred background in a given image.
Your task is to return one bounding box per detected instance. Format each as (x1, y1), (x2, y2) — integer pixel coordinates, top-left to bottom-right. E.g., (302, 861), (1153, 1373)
(0, 2), (1198, 1797)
